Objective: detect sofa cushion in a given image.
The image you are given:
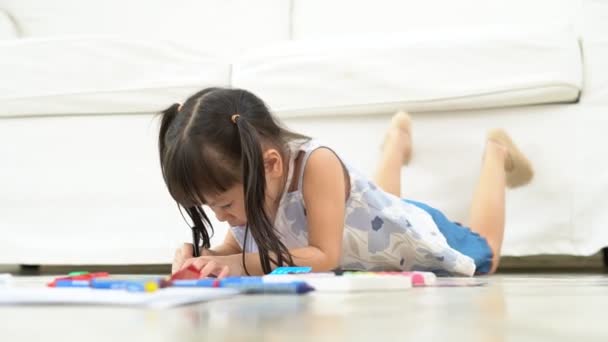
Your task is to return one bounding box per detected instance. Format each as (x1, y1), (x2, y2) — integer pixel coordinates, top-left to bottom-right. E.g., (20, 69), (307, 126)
(578, 0), (608, 104)
(291, 0), (576, 39)
(0, 37), (230, 118)
(0, 0), (290, 57)
(232, 28), (582, 118)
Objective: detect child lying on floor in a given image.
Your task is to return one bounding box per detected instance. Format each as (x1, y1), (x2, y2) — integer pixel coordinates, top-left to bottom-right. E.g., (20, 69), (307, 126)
(158, 87), (533, 277)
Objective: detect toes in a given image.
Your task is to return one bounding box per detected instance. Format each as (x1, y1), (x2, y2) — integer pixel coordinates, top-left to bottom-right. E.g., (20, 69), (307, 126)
(486, 129), (534, 188)
(391, 111), (412, 133)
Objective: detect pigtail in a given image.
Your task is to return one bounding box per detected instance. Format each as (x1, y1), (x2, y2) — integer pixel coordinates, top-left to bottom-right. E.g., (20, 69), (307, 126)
(158, 103), (180, 165)
(234, 117), (294, 274)
(158, 88), (304, 271)
(185, 206), (213, 256)
(159, 103), (213, 256)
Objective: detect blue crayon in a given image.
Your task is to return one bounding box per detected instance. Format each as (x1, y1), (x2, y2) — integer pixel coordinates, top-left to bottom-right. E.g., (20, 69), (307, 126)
(170, 278), (218, 288)
(90, 279), (128, 290)
(224, 281), (314, 294)
(53, 279), (90, 288)
(220, 276), (264, 285)
(171, 277), (256, 288)
(90, 278), (160, 292)
(219, 277), (314, 294)
(270, 267), (312, 275)
(170, 276), (314, 294)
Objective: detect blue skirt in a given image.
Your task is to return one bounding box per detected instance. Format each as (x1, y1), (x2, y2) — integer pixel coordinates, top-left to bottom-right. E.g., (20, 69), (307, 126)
(404, 199), (494, 274)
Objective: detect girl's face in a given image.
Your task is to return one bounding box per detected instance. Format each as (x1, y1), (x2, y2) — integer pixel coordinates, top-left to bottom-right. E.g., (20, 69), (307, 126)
(205, 185), (247, 227)
(204, 148), (286, 227)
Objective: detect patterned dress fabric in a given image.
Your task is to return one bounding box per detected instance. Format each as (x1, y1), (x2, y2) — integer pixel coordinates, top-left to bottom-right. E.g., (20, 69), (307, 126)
(230, 140), (477, 276)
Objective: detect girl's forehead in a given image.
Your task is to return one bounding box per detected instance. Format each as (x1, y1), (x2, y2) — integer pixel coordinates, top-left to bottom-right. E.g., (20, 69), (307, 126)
(204, 185), (241, 205)
(203, 192), (224, 206)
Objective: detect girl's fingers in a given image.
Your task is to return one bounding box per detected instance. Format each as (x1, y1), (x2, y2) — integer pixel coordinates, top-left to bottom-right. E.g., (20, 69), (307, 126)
(217, 265), (230, 279)
(198, 260), (218, 278)
(178, 256), (228, 278)
(172, 248), (183, 274)
(176, 243), (195, 272)
(181, 243), (194, 259)
(191, 257), (210, 270)
(179, 257), (197, 271)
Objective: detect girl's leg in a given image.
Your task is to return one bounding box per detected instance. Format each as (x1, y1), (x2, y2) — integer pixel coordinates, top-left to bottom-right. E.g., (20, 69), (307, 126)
(468, 140), (507, 274)
(469, 129), (533, 274)
(374, 112), (412, 197)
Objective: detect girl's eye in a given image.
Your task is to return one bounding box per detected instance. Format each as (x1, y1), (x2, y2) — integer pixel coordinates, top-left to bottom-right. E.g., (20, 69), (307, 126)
(221, 203), (232, 209)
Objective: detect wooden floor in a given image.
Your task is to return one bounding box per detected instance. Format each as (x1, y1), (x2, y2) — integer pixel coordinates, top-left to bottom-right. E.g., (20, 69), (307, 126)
(1, 264), (607, 341)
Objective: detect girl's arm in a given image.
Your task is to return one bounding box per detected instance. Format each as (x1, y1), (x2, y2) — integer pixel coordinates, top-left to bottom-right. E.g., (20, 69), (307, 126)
(243, 148), (347, 274)
(210, 230), (243, 256)
(179, 148), (347, 276)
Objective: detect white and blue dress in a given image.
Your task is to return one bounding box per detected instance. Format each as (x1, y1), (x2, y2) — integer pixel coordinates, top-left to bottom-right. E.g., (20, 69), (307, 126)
(231, 139), (493, 276)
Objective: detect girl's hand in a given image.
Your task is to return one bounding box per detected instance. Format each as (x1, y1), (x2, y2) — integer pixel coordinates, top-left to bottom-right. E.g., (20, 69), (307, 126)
(179, 254), (244, 279)
(172, 243), (216, 274)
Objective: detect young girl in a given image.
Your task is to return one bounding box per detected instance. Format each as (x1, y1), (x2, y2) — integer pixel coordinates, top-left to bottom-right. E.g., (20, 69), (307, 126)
(160, 87), (533, 278)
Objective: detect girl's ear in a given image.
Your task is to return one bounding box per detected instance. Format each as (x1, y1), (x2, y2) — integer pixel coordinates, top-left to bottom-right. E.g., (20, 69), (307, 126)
(263, 148), (284, 179)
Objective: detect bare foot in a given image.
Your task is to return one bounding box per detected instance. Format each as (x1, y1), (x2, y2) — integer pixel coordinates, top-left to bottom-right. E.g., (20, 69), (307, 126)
(487, 129), (534, 188)
(382, 111), (413, 165)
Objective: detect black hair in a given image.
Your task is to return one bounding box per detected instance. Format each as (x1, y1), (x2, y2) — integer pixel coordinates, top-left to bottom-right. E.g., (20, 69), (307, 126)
(158, 87), (308, 274)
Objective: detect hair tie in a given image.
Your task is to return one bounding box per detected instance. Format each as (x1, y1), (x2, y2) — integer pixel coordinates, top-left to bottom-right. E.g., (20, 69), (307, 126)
(231, 114), (240, 124)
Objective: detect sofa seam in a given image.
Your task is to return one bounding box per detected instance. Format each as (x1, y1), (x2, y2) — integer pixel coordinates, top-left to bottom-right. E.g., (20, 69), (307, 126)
(270, 84), (582, 112)
(0, 83), (232, 101)
(288, 0), (294, 40)
(0, 83), (580, 102)
(0, 84), (581, 120)
(0, 8), (23, 37)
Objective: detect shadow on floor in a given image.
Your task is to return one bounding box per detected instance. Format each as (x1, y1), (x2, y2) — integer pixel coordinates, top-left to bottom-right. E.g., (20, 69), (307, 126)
(1, 251), (606, 276)
(0, 264), (171, 276)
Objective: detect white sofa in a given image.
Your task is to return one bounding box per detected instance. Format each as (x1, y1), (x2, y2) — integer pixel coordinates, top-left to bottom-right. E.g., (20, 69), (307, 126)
(1, 0), (607, 265)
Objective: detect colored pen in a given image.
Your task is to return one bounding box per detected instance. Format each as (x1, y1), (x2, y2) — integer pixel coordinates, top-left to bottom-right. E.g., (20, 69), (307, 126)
(220, 277), (265, 285)
(53, 279), (91, 288)
(171, 276), (314, 294)
(225, 281), (314, 294)
(91, 279), (160, 292)
(48, 272), (110, 287)
(90, 279), (128, 290)
(70, 272), (109, 280)
(206, 276), (314, 294)
(170, 277), (254, 288)
(269, 266), (312, 275)
(172, 276), (263, 288)
(170, 278), (219, 288)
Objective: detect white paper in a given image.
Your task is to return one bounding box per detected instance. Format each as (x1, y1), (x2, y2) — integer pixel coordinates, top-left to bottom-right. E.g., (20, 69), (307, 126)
(0, 287), (238, 308)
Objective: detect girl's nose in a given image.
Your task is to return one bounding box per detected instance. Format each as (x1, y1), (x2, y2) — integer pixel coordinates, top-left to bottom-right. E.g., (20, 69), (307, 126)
(215, 209), (232, 222)
(214, 208), (228, 222)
